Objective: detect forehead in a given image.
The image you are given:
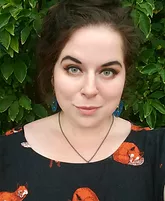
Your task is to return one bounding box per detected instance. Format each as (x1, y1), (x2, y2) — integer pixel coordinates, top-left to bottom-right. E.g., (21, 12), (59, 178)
(58, 25), (124, 65)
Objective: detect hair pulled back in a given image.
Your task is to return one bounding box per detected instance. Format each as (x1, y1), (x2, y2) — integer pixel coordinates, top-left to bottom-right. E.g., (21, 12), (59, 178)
(37, 0), (139, 102)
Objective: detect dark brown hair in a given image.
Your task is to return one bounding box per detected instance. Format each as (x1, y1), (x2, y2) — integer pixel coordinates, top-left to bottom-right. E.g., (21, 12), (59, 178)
(37, 0), (140, 102)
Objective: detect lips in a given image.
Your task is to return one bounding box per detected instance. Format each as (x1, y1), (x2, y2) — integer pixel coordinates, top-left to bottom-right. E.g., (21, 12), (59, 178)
(75, 106), (100, 115)
(76, 106), (100, 110)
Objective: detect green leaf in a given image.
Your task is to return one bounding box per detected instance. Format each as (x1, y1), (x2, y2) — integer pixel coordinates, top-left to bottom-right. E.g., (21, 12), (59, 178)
(143, 100), (153, 118)
(152, 38), (165, 49)
(33, 104), (48, 118)
(136, 3), (148, 14)
(19, 95), (32, 110)
(152, 23), (163, 32)
(25, 113), (35, 122)
(8, 100), (19, 121)
(33, 17), (42, 35)
(5, 47), (14, 58)
(0, 30), (11, 50)
(10, 6), (22, 20)
(151, 100), (165, 114)
(0, 95), (15, 113)
(154, 1), (163, 14)
(140, 63), (158, 75)
(29, 0), (37, 8)
(150, 82), (160, 92)
(131, 9), (140, 26)
(0, 13), (11, 29)
(14, 60), (27, 83)
(10, 36), (19, 53)
(10, 0), (21, 5)
(21, 26), (32, 45)
(1, 61), (13, 80)
(0, 49), (6, 58)
(138, 2), (153, 17)
(146, 109), (156, 128)
(18, 9), (31, 18)
(148, 91), (165, 99)
(147, 0), (154, 6)
(139, 102), (144, 122)
(5, 23), (15, 36)
(15, 106), (24, 122)
(0, 0), (7, 5)
(2, 3), (12, 9)
(159, 69), (165, 83)
(122, 1), (132, 7)
(139, 49), (154, 64)
(136, 0), (143, 3)
(139, 12), (151, 38)
(133, 102), (139, 115)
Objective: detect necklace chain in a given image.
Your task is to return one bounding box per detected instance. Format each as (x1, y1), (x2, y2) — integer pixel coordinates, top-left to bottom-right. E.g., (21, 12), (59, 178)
(58, 112), (114, 163)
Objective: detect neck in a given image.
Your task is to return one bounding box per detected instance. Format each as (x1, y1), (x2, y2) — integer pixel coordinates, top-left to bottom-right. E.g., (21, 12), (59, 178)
(58, 112), (114, 140)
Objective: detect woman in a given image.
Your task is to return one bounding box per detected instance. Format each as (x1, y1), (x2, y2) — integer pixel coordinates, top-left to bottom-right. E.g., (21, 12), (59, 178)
(0, 0), (165, 201)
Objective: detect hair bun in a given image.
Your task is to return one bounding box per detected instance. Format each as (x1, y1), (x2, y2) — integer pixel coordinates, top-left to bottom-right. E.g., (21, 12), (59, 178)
(60, 0), (121, 9)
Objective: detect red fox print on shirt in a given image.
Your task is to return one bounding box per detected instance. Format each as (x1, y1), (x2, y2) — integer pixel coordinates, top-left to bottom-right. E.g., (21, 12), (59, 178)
(5, 127), (23, 136)
(0, 185), (28, 201)
(49, 160), (61, 168)
(113, 142), (144, 166)
(131, 124), (151, 131)
(69, 187), (100, 201)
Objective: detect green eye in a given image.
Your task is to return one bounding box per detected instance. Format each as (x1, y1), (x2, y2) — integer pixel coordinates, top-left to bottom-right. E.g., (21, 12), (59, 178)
(69, 67), (80, 73)
(65, 66), (81, 74)
(101, 70), (113, 77)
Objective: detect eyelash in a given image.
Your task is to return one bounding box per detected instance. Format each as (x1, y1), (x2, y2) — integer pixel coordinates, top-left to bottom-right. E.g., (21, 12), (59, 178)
(64, 66), (82, 74)
(64, 66), (118, 77)
(100, 68), (118, 76)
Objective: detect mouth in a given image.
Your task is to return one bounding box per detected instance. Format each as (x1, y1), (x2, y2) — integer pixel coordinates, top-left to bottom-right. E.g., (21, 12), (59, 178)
(75, 106), (101, 115)
(76, 106), (100, 110)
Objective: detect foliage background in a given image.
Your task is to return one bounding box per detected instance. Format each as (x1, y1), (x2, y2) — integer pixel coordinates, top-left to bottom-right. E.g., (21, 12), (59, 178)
(0, 0), (164, 134)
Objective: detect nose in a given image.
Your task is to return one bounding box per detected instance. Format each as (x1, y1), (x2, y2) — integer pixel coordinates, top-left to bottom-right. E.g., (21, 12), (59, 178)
(81, 74), (98, 98)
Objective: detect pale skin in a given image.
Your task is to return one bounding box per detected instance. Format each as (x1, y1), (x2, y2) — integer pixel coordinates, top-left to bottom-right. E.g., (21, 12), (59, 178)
(24, 25), (131, 163)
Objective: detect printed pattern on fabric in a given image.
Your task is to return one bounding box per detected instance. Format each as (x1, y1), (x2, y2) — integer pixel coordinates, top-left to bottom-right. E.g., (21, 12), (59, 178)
(69, 187), (99, 201)
(113, 142), (144, 166)
(131, 124), (151, 131)
(49, 160), (61, 168)
(5, 127), (23, 136)
(21, 142), (31, 148)
(0, 185), (28, 201)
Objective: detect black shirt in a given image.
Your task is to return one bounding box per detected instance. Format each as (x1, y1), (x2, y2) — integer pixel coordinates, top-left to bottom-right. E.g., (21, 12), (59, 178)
(0, 126), (165, 201)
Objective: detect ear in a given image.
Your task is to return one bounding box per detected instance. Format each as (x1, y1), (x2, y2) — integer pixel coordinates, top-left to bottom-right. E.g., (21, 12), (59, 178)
(17, 183), (20, 188)
(25, 182), (28, 188)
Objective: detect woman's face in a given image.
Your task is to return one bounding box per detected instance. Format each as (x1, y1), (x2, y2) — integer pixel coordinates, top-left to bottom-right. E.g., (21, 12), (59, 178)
(53, 25), (126, 127)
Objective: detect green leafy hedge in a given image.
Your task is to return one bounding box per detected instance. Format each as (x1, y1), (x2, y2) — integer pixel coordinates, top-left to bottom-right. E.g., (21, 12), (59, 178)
(0, 0), (56, 133)
(122, 0), (165, 128)
(0, 0), (165, 133)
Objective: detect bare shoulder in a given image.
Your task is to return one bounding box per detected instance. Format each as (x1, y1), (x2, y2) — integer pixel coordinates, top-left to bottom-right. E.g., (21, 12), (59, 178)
(113, 117), (132, 136)
(24, 114), (58, 131)
(24, 113), (59, 146)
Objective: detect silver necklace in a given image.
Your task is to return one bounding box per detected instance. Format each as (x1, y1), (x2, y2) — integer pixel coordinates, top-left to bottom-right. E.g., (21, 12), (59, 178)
(58, 112), (114, 163)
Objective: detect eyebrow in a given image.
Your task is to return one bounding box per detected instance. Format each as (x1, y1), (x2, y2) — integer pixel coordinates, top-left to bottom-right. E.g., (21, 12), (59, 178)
(61, 55), (122, 68)
(61, 56), (82, 64)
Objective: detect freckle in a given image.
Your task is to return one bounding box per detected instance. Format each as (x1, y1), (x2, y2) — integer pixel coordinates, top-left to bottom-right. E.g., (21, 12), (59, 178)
(160, 164), (163, 168)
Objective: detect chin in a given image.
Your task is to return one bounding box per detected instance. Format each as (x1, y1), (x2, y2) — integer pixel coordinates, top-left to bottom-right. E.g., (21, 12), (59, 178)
(74, 115), (103, 128)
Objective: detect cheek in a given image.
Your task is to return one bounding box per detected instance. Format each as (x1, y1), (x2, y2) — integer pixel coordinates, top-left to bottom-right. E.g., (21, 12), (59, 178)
(99, 76), (125, 99)
(54, 74), (80, 100)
